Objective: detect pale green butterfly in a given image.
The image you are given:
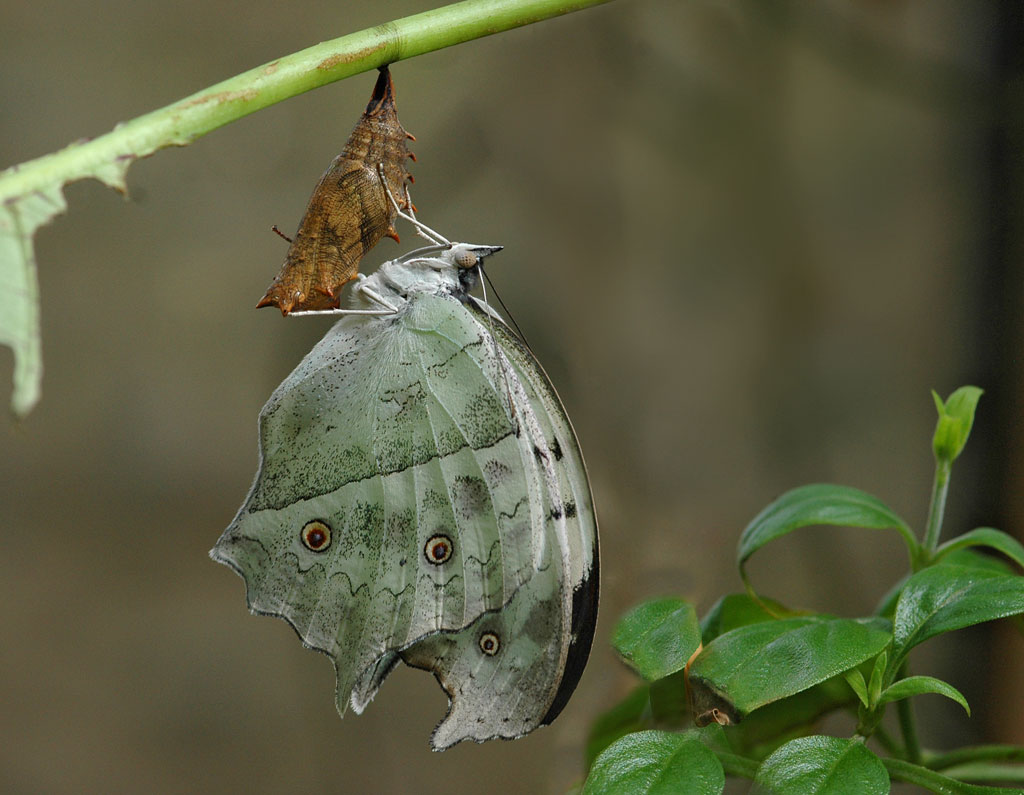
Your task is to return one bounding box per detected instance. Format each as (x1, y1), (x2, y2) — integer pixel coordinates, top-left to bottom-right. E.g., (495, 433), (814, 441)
(211, 206), (599, 750)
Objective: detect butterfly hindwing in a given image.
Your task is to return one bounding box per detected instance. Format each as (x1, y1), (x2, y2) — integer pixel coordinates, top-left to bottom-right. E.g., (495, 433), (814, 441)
(396, 304), (598, 749)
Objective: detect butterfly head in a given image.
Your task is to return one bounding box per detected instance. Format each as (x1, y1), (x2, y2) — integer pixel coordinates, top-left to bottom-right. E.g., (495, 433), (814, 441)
(447, 244), (502, 295)
(449, 243), (503, 270)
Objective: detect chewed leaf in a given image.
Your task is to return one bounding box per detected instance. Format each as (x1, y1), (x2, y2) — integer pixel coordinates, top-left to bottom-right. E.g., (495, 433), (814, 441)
(0, 136), (132, 417)
(0, 186), (65, 416)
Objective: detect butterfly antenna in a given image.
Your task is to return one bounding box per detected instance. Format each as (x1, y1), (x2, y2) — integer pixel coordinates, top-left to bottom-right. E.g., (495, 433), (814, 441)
(477, 263), (518, 426)
(481, 269), (532, 351)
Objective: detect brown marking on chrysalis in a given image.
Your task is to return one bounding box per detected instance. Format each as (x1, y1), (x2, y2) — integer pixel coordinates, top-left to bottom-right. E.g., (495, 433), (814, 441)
(257, 66), (415, 314)
(301, 520), (332, 552)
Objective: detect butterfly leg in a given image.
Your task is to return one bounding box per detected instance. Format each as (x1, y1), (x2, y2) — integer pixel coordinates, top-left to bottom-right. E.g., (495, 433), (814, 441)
(353, 275), (401, 312)
(288, 277), (399, 317)
(377, 163), (450, 246)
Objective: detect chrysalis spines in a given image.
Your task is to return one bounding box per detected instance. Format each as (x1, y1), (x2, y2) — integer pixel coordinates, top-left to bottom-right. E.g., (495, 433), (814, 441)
(257, 66), (416, 315)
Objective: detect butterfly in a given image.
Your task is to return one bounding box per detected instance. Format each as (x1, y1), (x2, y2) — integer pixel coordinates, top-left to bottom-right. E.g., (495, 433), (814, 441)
(213, 208), (599, 750)
(257, 66), (416, 315)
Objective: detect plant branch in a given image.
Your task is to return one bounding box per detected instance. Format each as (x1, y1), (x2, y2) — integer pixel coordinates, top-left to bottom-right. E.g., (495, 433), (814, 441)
(0, 0), (613, 203)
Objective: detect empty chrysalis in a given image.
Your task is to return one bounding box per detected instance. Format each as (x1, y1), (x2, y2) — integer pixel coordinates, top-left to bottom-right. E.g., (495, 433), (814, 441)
(257, 66), (416, 314)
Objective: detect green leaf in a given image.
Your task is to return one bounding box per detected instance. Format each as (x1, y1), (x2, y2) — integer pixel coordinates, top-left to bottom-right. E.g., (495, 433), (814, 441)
(727, 677), (858, 759)
(844, 669), (869, 708)
(878, 675), (969, 715)
(753, 736), (889, 794)
(935, 528), (1024, 571)
(892, 563), (1024, 664)
(612, 598), (701, 681)
(932, 386), (983, 463)
(582, 730), (725, 795)
(737, 484), (917, 590)
(942, 547), (1017, 574)
(700, 593), (792, 643)
(585, 685), (653, 768)
(649, 671), (689, 726)
(688, 616), (891, 721)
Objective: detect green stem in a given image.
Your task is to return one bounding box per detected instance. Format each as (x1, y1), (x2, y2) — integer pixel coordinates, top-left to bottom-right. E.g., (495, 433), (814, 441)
(884, 757), (1014, 793)
(937, 763), (1024, 784)
(896, 680), (923, 765)
(922, 457), (952, 562)
(872, 725), (904, 758)
(0, 0), (613, 201)
(926, 745), (1024, 771)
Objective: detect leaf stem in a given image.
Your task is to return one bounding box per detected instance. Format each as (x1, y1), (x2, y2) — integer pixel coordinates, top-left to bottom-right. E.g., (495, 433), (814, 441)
(896, 686), (923, 765)
(922, 458), (952, 562)
(0, 0), (613, 202)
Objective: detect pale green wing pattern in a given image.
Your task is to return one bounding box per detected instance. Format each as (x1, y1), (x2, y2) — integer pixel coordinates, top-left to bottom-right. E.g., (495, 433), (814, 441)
(400, 301), (598, 749)
(211, 290), (598, 748)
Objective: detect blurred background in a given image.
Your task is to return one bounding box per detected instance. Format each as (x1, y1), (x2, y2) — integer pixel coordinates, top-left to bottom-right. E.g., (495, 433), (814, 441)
(2, 0), (1022, 792)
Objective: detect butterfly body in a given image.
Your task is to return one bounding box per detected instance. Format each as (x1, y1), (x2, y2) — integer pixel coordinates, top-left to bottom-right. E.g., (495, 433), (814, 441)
(214, 245), (598, 749)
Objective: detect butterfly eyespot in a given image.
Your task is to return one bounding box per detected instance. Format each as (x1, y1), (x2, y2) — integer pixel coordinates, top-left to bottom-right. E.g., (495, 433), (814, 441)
(453, 249), (479, 269)
(424, 534), (453, 565)
(301, 520), (332, 552)
(479, 632), (500, 656)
